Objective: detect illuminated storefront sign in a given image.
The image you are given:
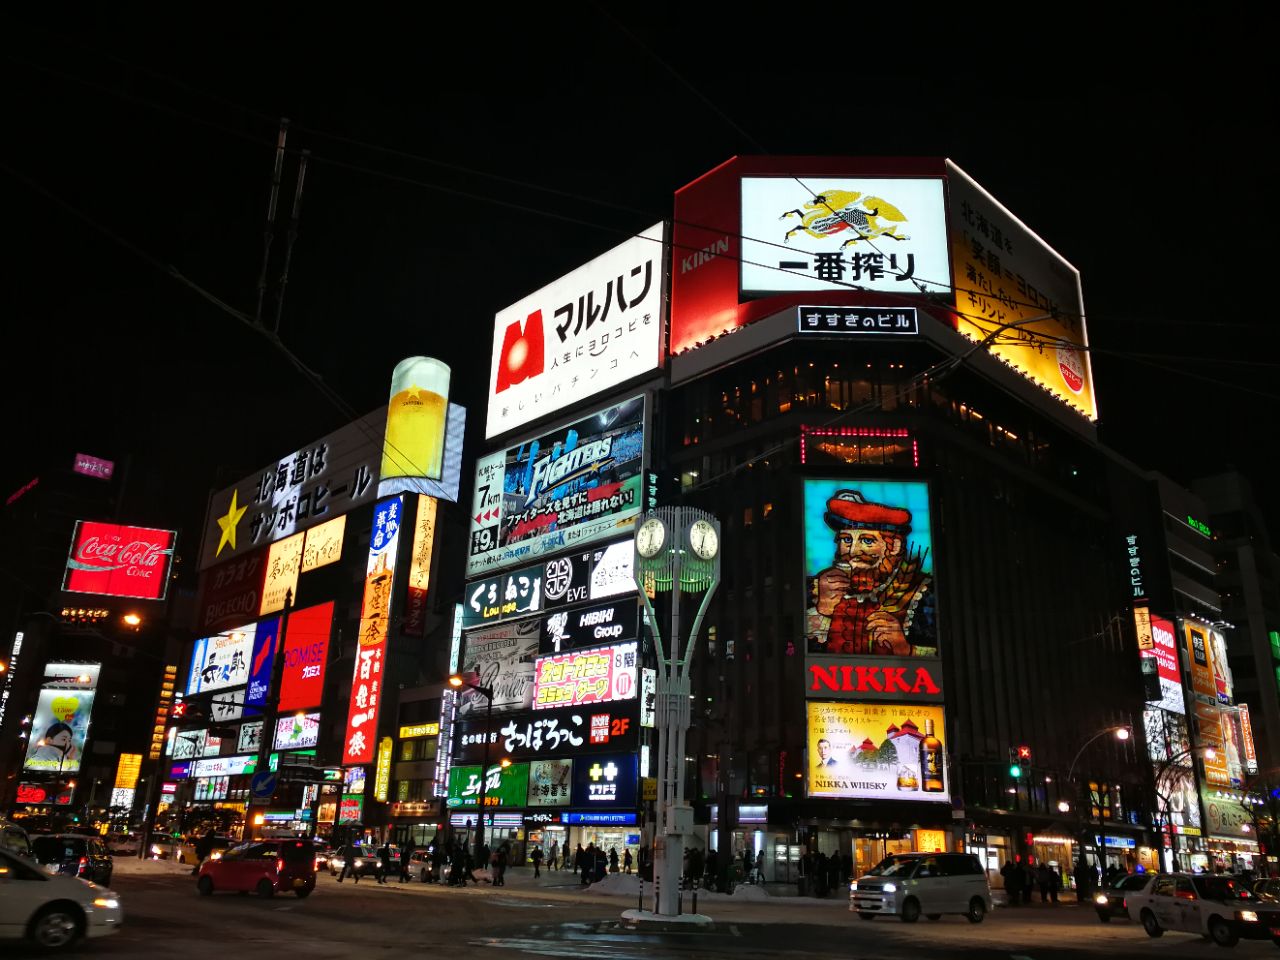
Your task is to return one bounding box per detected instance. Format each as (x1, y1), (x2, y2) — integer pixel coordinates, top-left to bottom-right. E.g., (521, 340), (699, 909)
(1239, 703), (1259, 774)
(740, 177), (949, 296)
(199, 409), (386, 570)
(23, 688), (95, 773)
(1194, 700), (1230, 787)
(17, 782), (73, 805)
(463, 564), (544, 629)
(1202, 786), (1254, 839)
(72, 452), (115, 479)
(342, 496), (403, 764)
(807, 656), (943, 702)
(563, 811), (637, 825)
(455, 703), (638, 763)
(571, 754), (637, 806)
(1184, 622), (1218, 703)
(63, 521), (176, 600)
(278, 602), (333, 711)
(399, 723), (439, 739)
(540, 599), (640, 653)
(486, 224), (664, 438)
(803, 479), (937, 657)
(374, 737), (393, 802)
(533, 641), (638, 710)
(806, 701), (950, 803)
(377, 357), (467, 503)
(467, 396), (646, 577)
(402, 496), (438, 637)
(274, 712), (321, 751)
(338, 795), (363, 824)
(446, 762), (531, 808)
(0, 631), (24, 731)
(238, 720), (263, 754)
(114, 753), (142, 790)
(245, 617), (280, 710)
(528, 758), (573, 806)
(301, 515), (346, 573)
(641, 668), (655, 728)
(187, 622), (257, 695)
(1187, 515), (1212, 538)
(149, 663), (178, 760)
(190, 754), (258, 778)
(260, 532), (304, 616)
(796, 306), (919, 336)
(42, 663), (101, 689)
(1139, 611), (1184, 715)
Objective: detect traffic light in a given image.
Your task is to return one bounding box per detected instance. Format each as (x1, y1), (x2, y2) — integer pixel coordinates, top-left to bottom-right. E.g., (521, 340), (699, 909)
(1007, 747), (1023, 779)
(1017, 745), (1032, 762)
(171, 699), (187, 720)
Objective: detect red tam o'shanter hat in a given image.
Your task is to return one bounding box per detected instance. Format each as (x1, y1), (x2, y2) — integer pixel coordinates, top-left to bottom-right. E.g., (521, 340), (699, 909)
(823, 489), (912, 534)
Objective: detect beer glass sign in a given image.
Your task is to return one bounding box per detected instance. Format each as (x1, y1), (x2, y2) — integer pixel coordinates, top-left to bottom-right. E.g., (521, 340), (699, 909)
(381, 356), (450, 482)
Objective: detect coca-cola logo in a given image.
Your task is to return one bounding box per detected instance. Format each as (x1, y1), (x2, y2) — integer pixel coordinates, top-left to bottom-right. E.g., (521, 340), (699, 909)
(71, 535), (171, 573)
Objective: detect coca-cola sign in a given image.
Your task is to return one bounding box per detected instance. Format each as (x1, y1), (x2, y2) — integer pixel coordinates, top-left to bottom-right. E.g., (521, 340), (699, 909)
(63, 521), (176, 600)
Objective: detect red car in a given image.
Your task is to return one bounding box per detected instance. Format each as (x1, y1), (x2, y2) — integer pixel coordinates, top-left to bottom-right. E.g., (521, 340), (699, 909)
(196, 839), (317, 898)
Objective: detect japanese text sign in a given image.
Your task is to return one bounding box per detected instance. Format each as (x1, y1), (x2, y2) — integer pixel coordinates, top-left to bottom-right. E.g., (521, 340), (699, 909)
(532, 641), (638, 710)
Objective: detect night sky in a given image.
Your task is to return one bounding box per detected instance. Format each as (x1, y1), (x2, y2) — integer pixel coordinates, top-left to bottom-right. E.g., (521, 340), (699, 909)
(2, 14), (1274, 557)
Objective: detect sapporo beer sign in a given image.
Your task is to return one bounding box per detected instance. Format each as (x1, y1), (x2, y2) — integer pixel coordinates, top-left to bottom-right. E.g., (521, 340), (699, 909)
(63, 521), (176, 600)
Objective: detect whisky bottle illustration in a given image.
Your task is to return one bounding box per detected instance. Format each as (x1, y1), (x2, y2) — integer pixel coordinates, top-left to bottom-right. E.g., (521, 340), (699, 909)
(920, 718), (944, 792)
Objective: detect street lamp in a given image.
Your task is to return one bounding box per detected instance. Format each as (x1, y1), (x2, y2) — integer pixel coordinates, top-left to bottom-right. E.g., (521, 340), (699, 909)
(1065, 725), (1132, 883)
(449, 673), (495, 864)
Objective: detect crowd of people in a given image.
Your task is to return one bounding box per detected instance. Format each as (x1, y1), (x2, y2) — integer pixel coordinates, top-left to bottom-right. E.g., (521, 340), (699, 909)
(999, 857), (1064, 904)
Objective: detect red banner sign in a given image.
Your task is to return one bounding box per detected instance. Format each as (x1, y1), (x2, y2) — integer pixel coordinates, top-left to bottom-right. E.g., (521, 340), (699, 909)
(63, 521), (176, 600)
(279, 602), (333, 712)
(17, 782), (73, 805)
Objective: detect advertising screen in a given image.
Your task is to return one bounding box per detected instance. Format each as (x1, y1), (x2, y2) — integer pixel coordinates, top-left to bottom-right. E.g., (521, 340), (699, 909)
(533, 641), (638, 710)
(446, 762), (531, 808)
(187, 622), (257, 695)
(467, 397), (645, 577)
(23, 688), (95, 773)
(803, 479), (936, 657)
(1194, 700), (1230, 786)
(198, 408), (385, 571)
(457, 618), (540, 717)
(1143, 612), (1185, 714)
(189, 754), (258, 778)
(301, 515), (346, 572)
(274, 712), (321, 751)
(946, 161), (1095, 420)
(244, 617), (279, 710)
(342, 496), (403, 764)
(1201, 785), (1251, 839)
(402, 495), (438, 637)
(571, 753), (637, 807)
(279, 601), (333, 711)
(63, 521), (176, 600)
(42, 663), (100, 689)
(1239, 703), (1259, 774)
(339, 796), (363, 824)
(486, 223), (664, 438)
(237, 720), (264, 754)
(806, 701), (950, 803)
(541, 537), (636, 609)
(455, 702), (639, 763)
(1184, 623), (1217, 703)
(528, 758), (573, 807)
(462, 564), (544, 630)
(260, 532), (304, 616)
(740, 177), (950, 297)
(1209, 627), (1233, 705)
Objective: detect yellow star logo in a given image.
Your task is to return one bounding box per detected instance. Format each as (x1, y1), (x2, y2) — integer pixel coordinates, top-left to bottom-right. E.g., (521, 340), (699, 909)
(215, 490), (248, 557)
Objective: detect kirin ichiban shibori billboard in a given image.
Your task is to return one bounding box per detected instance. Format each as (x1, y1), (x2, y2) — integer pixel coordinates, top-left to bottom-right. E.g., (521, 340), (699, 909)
(739, 177), (950, 297)
(63, 521), (177, 601)
(486, 223), (664, 439)
(803, 480), (936, 658)
(466, 396), (645, 577)
(806, 701), (949, 804)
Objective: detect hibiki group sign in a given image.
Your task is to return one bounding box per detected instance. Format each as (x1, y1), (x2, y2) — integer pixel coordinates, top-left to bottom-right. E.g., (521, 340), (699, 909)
(342, 496), (403, 764)
(467, 397), (645, 577)
(486, 223), (664, 438)
(63, 521), (176, 600)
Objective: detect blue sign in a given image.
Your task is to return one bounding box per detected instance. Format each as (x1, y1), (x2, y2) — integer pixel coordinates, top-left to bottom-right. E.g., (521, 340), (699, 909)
(571, 753), (637, 807)
(169, 761), (191, 780)
(563, 812), (637, 825)
(250, 770), (278, 799)
(245, 617), (280, 710)
(1094, 835), (1136, 849)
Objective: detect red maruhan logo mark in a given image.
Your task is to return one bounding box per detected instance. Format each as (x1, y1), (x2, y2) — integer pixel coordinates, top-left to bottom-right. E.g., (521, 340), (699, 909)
(780, 190), (910, 248)
(495, 310), (545, 393)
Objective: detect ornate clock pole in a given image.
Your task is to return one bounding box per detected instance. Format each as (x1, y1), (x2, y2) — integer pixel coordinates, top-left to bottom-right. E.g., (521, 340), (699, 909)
(633, 506), (721, 918)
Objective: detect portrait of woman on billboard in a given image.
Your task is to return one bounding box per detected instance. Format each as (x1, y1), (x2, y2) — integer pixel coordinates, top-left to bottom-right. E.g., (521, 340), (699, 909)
(804, 480), (936, 656)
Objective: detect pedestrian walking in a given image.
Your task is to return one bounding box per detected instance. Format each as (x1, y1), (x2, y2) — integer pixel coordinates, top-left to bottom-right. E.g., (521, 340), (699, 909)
(1049, 864), (1061, 904)
(376, 839), (391, 884)
(494, 844), (508, 886)
(756, 849), (767, 884)
(549, 840), (559, 872)
(1036, 863), (1052, 903)
(1000, 859), (1022, 906)
(532, 845), (543, 878)
(1020, 860), (1036, 905)
(338, 840), (361, 884)
(399, 845), (413, 883)
(190, 828), (216, 876)
(623, 848), (633, 874)
(609, 847), (619, 873)
(574, 843), (585, 876)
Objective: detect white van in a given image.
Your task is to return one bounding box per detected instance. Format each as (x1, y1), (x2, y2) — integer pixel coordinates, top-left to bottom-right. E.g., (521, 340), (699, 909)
(850, 852), (991, 923)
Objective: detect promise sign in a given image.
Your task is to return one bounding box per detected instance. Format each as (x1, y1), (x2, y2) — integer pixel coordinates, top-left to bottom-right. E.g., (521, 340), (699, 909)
(63, 521), (176, 600)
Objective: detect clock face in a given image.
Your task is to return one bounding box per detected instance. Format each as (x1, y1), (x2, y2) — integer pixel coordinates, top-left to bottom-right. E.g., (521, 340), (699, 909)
(689, 519), (719, 560)
(636, 517), (666, 558)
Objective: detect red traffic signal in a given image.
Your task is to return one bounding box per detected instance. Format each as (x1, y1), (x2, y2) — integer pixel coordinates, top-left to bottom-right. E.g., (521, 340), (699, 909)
(1016, 745), (1032, 761)
(171, 701), (187, 719)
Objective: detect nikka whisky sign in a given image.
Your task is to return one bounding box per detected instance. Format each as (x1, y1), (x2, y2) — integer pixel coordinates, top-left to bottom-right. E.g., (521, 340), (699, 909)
(808, 656), (943, 702)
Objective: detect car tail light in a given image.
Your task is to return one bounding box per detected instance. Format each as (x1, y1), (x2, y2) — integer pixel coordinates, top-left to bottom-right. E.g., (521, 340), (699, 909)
(79, 856), (88, 874)
(1121, 898), (1127, 909)
(276, 858), (285, 874)
(314, 858), (319, 872)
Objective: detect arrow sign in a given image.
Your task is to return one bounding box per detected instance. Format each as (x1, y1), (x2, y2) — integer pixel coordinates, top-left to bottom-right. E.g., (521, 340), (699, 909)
(250, 770), (278, 799)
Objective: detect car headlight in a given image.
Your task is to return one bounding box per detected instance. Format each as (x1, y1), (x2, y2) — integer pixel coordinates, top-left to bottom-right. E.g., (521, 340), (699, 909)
(1239, 910), (1259, 923)
(376, 860), (383, 868)
(1095, 894), (1109, 905)
(354, 858), (363, 868)
(882, 882), (897, 893)
(210, 851), (222, 860)
(93, 898), (119, 909)
(850, 881), (858, 892)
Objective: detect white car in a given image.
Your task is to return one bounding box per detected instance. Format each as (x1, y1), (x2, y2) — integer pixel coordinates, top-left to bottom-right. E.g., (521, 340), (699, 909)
(1127, 872), (1279, 948)
(0, 848), (123, 951)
